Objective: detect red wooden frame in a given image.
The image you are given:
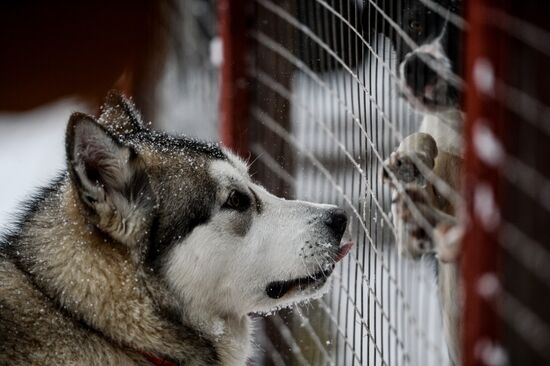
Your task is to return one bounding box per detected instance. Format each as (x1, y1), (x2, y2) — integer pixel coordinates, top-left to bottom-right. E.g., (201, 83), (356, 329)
(462, 1), (506, 365)
(219, 0), (251, 158)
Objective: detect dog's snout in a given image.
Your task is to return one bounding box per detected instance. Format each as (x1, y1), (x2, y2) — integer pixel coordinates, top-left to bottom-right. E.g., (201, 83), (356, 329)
(404, 53), (439, 95)
(324, 208), (348, 238)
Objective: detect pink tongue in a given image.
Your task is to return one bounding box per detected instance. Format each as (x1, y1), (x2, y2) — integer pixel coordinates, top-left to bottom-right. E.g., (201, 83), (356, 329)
(335, 241), (354, 262)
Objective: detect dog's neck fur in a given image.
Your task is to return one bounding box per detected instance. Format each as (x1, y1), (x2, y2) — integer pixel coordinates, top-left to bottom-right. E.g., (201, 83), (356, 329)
(182, 300), (251, 366)
(419, 108), (464, 157)
(11, 176), (253, 365)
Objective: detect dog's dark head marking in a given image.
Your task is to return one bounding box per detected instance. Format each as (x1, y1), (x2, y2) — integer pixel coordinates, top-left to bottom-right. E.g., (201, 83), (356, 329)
(364, 1), (461, 58)
(64, 91), (228, 269)
(363, 0), (464, 110)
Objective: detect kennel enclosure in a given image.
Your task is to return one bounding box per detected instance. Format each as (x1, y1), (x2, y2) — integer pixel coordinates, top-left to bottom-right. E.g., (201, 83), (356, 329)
(213, 0), (550, 365)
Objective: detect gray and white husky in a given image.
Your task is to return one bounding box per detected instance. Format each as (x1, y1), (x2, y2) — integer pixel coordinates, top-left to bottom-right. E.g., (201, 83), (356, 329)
(0, 91), (353, 365)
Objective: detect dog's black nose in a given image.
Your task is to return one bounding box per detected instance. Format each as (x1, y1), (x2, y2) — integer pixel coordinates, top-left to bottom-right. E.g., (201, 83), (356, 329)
(404, 53), (439, 96)
(324, 208), (348, 238)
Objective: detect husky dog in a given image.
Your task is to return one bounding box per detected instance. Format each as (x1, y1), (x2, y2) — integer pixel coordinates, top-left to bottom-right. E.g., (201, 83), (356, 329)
(364, 1), (464, 364)
(0, 91), (353, 365)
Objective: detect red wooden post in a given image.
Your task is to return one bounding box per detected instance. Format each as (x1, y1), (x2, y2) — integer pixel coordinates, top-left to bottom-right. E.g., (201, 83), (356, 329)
(219, 0), (251, 158)
(462, 1), (507, 365)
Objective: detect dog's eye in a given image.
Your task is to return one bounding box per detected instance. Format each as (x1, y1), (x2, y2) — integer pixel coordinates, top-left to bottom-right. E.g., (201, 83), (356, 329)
(223, 190), (251, 212)
(409, 20), (423, 34)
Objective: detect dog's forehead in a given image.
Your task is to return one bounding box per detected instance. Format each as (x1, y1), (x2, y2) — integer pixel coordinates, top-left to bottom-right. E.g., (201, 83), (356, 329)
(209, 150), (250, 185)
(129, 130), (226, 166)
(224, 149), (249, 176)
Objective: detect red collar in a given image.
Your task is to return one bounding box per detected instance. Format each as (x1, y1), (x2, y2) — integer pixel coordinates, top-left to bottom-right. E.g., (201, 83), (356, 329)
(143, 353), (178, 366)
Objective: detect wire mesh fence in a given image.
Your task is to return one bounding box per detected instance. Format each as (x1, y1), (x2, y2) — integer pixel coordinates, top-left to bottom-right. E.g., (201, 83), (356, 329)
(247, 1), (465, 365)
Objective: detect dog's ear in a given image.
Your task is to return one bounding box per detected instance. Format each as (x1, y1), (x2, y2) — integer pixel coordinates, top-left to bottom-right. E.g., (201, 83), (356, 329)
(97, 90), (145, 136)
(66, 113), (155, 246)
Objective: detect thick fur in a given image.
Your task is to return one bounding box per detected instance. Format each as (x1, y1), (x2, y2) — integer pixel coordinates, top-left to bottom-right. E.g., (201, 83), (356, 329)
(0, 91), (349, 365)
(365, 1), (465, 365)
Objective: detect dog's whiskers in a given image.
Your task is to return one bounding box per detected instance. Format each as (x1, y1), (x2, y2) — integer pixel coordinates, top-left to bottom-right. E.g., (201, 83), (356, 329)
(246, 152), (264, 170)
(313, 255), (329, 280)
(300, 255), (315, 281)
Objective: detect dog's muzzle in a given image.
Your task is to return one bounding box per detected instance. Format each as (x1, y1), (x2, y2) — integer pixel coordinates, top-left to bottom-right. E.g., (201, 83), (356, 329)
(265, 240), (353, 300)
